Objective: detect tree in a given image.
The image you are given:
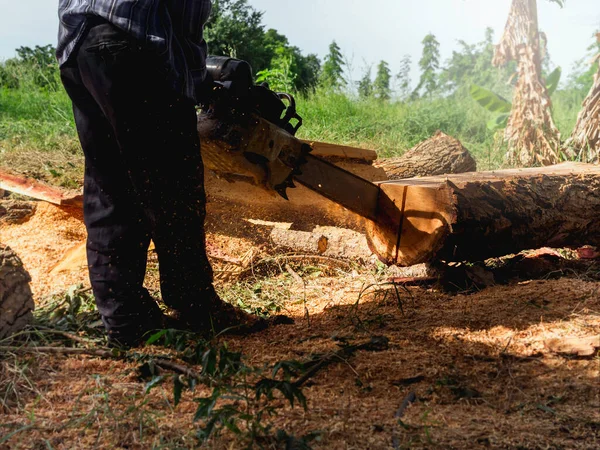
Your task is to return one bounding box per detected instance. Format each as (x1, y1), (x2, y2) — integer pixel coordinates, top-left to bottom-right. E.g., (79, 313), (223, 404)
(205, 3), (320, 92)
(321, 41), (346, 90)
(493, 0), (562, 166)
(16, 45), (56, 67)
(374, 60), (392, 100)
(0, 44), (59, 89)
(395, 55), (412, 101)
(204, 0), (272, 72)
(357, 67), (373, 99)
(293, 53), (321, 92)
(261, 28), (320, 92)
(414, 33), (441, 98)
(255, 48), (296, 92)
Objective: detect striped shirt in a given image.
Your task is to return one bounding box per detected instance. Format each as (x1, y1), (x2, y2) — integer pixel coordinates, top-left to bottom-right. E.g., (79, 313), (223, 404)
(57, 0), (212, 100)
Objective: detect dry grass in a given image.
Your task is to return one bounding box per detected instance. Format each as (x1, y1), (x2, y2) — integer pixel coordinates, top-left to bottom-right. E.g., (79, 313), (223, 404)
(0, 148), (84, 190)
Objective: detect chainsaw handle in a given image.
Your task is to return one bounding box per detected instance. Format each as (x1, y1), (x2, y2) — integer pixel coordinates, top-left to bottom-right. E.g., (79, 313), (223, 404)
(276, 93), (303, 135)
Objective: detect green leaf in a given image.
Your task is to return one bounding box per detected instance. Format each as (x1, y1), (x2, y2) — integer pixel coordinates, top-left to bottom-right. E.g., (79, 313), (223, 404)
(486, 113), (510, 131)
(173, 376), (184, 407)
(145, 329), (167, 345)
(545, 67), (562, 96)
(470, 84), (512, 113)
(201, 348), (218, 377)
(194, 396), (217, 421)
(255, 379), (278, 401)
(144, 375), (165, 394)
(197, 418), (218, 441)
(272, 360), (305, 379)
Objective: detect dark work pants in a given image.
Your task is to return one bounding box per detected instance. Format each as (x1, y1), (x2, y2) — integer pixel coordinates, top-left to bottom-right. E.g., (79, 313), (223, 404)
(60, 21), (215, 340)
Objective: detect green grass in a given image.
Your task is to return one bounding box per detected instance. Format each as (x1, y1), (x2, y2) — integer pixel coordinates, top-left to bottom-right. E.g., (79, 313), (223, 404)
(552, 88), (588, 139)
(0, 64), (587, 184)
(0, 61), (78, 154)
(297, 89), (503, 169)
(0, 77), (83, 188)
(0, 88), (78, 151)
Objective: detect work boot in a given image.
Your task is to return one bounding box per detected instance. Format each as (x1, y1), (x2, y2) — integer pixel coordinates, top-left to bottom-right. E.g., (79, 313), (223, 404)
(106, 312), (167, 349)
(104, 293), (168, 349)
(170, 295), (294, 337)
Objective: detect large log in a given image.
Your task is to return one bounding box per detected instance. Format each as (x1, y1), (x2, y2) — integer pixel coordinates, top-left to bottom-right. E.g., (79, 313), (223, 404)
(375, 131), (476, 180)
(366, 163), (600, 266)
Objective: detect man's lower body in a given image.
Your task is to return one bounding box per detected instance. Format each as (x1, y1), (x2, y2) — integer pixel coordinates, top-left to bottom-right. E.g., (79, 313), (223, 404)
(60, 19), (220, 346)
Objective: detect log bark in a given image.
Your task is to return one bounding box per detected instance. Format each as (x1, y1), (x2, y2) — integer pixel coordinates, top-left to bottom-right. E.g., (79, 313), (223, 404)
(366, 163), (600, 266)
(375, 132), (476, 180)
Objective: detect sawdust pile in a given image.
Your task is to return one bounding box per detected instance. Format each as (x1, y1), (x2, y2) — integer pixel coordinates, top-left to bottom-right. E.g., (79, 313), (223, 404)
(1, 202), (87, 298)
(0, 201), (268, 301)
(2, 275), (599, 449)
(1, 199), (599, 449)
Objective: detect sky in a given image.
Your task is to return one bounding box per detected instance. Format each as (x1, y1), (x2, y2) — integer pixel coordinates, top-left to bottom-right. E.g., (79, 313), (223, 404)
(0, 0), (598, 85)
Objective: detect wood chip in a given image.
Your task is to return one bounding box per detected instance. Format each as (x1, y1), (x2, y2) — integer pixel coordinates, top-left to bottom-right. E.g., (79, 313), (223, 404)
(544, 335), (600, 357)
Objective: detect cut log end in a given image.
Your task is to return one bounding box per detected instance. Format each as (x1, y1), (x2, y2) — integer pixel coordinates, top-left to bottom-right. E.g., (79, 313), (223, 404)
(365, 181), (456, 266)
(365, 163), (600, 267)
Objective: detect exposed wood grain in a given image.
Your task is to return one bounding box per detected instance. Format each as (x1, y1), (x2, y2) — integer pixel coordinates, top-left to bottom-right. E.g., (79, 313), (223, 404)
(303, 140), (378, 162)
(0, 170), (83, 207)
(366, 162), (600, 266)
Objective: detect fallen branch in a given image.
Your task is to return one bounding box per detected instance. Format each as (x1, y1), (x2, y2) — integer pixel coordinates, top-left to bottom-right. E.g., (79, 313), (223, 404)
(0, 346), (201, 380)
(293, 336), (389, 388)
(29, 327), (99, 345)
(395, 391), (417, 418)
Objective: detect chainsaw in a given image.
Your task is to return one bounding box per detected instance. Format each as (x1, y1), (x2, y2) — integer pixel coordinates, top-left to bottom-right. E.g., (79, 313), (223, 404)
(196, 56), (381, 222)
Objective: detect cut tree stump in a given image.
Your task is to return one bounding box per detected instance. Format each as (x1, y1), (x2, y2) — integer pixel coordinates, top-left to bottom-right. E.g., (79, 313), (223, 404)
(375, 131), (477, 180)
(366, 163), (600, 266)
(0, 245), (34, 340)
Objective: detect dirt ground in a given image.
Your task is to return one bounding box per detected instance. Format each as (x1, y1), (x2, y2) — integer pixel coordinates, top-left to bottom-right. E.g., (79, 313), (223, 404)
(1, 202), (599, 449)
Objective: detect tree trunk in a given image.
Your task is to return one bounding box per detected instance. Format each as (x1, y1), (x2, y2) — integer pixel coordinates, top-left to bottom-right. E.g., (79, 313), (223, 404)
(565, 48), (600, 163)
(375, 131), (476, 179)
(493, 0), (561, 166)
(366, 163), (600, 266)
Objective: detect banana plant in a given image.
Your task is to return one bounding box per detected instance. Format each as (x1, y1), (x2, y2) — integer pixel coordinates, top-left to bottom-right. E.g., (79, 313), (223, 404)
(471, 66), (561, 131)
